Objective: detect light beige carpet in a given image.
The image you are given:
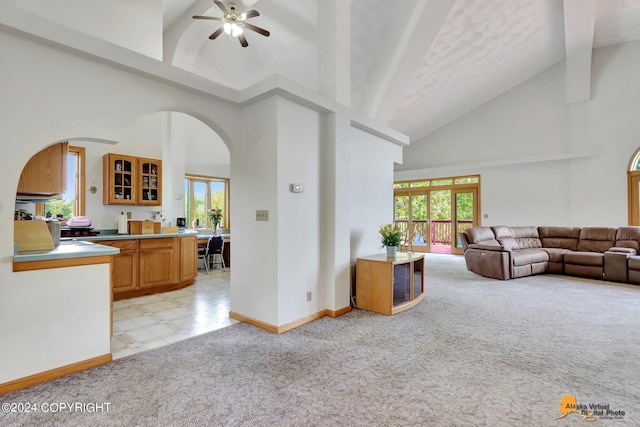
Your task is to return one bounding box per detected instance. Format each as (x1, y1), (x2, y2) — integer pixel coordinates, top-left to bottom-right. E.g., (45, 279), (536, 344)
(1, 254), (639, 426)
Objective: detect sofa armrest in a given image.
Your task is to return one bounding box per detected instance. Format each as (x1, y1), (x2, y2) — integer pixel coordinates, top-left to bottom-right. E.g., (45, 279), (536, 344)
(468, 243), (509, 252)
(607, 247), (637, 255)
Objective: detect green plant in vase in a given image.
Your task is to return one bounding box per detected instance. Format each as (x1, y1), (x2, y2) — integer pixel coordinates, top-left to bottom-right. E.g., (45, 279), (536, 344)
(379, 223), (402, 257)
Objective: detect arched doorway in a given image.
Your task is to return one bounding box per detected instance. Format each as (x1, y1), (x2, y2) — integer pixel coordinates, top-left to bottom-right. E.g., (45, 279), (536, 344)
(13, 111), (234, 360)
(627, 148), (640, 225)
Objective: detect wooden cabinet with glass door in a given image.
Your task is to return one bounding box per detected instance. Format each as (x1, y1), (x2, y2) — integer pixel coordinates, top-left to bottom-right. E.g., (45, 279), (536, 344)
(103, 154), (136, 205)
(137, 158), (161, 206)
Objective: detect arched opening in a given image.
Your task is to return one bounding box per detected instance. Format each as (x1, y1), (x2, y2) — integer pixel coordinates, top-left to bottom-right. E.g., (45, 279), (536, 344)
(628, 148), (640, 225)
(13, 111), (235, 359)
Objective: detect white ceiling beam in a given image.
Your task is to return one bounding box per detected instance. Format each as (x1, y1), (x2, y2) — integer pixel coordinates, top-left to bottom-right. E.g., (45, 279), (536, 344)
(563, 0), (596, 104)
(370, 0), (453, 124)
(318, 0), (351, 106)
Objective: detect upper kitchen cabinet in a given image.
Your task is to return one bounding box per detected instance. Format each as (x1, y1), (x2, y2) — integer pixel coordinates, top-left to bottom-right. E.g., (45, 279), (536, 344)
(137, 158), (161, 206)
(103, 154), (162, 206)
(103, 153), (136, 205)
(17, 141), (68, 196)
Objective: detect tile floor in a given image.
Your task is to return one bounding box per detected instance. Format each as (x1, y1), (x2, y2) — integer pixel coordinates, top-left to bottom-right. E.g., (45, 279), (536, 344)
(110, 267), (236, 359)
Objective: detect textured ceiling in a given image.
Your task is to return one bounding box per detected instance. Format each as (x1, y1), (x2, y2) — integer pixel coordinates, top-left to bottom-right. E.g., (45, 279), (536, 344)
(110, 0), (640, 141)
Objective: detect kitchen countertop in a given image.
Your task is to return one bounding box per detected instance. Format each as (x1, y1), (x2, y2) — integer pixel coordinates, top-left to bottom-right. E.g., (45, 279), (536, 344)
(75, 232), (182, 242)
(74, 230), (230, 242)
(14, 231), (232, 263)
(13, 240), (120, 262)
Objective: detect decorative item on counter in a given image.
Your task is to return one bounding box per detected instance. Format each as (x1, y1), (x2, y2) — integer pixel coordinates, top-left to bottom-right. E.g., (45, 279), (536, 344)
(209, 208), (223, 234)
(46, 218), (61, 246)
(67, 216), (92, 228)
(16, 209), (33, 220)
(118, 212), (128, 234)
(379, 223), (402, 257)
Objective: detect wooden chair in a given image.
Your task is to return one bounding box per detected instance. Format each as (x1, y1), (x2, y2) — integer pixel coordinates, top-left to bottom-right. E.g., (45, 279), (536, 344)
(400, 222), (416, 253)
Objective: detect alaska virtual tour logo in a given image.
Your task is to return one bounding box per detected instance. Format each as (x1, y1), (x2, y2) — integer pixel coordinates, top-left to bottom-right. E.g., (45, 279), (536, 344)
(556, 395), (626, 422)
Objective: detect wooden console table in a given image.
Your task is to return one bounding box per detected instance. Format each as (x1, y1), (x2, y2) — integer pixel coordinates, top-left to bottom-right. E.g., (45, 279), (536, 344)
(356, 253), (425, 315)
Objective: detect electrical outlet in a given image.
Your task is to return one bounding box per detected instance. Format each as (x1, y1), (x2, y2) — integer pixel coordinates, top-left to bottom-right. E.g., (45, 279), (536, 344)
(256, 210), (269, 221)
(126, 212), (132, 219)
(307, 291), (312, 302)
(483, 214), (488, 219)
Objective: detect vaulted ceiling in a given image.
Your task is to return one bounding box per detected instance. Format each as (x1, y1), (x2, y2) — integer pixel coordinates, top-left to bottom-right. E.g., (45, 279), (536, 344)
(13, 0), (640, 143)
(162, 0), (640, 143)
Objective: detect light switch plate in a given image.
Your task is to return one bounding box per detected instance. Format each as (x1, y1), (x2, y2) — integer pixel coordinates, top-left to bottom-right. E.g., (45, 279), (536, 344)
(256, 210), (269, 221)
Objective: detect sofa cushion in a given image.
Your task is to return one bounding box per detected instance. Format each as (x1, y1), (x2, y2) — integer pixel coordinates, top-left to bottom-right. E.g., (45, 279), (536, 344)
(628, 256), (640, 270)
(564, 252), (604, 267)
(465, 227), (499, 246)
(541, 247), (572, 263)
(491, 226), (513, 240)
(576, 227), (616, 253)
(492, 226), (542, 250)
(539, 226), (581, 250)
(511, 249), (549, 267)
(614, 227), (640, 252)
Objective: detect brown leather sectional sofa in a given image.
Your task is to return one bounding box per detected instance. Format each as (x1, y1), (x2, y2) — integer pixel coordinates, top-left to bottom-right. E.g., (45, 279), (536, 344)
(459, 225), (640, 283)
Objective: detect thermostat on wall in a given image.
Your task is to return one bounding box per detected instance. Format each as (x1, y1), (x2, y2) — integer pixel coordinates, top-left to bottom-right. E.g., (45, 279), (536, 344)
(290, 183), (304, 193)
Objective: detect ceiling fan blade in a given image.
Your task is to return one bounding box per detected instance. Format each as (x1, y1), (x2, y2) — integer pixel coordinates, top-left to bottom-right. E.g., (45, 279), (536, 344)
(209, 27), (225, 40)
(243, 22), (270, 37)
(242, 10), (260, 19)
(192, 15), (223, 21)
(238, 33), (249, 47)
(213, 0), (229, 15)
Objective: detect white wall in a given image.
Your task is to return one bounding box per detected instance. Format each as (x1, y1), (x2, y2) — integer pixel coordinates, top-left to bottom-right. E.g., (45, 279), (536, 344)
(276, 97), (323, 324)
(15, 0), (163, 60)
(396, 40), (640, 227)
(181, 113), (231, 178)
(2, 264), (111, 383)
(230, 98), (279, 325)
(350, 127), (403, 259)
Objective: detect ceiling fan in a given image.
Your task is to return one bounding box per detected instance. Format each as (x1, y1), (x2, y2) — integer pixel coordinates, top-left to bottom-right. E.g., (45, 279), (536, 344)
(193, 1), (270, 48)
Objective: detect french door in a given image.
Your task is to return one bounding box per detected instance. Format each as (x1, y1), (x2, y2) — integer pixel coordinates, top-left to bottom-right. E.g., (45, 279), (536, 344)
(393, 176), (480, 254)
(452, 188), (477, 254)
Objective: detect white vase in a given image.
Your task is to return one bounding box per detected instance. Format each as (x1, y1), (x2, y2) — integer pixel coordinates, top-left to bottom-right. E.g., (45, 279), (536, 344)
(386, 245), (398, 257)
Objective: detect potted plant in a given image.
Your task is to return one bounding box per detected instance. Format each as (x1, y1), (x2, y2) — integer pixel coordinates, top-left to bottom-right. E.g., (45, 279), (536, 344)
(209, 208), (223, 234)
(379, 223), (402, 257)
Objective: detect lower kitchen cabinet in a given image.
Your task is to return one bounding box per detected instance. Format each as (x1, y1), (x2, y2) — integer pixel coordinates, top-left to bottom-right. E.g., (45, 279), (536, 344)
(179, 235), (198, 282)
(100, 235), (197, 300)
(139, 238), (176, 288)
(100, 239), (138, 294)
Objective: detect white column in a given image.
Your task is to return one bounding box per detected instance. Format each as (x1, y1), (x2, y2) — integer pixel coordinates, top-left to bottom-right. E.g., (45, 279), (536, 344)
(161, 112), (187, 225)
(324, 110), (352, 312)
(318, 1), (353, 312)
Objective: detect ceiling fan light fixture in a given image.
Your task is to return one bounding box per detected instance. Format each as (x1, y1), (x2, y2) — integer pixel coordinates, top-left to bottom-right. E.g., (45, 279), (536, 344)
(193, 1), (269, 47)
(223, 22), (243, 37)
